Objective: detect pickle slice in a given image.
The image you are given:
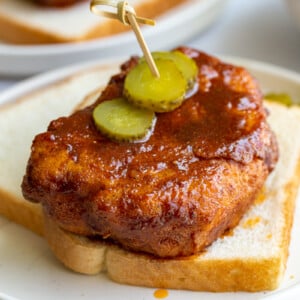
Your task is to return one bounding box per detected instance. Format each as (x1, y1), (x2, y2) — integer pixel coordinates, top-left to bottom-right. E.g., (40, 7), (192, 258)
(124, 59), (187, 112)
(140, 51), (198, 88)
(93, 98), (155, 142)
(265, 93), (293, 107)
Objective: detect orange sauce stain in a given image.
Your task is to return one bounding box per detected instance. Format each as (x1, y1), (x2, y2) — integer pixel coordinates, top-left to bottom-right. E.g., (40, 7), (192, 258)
(255, 187), (266, 205)
(154, 289), (169, 299)
(243, 216), (261, 229)
(266, 233), (272, 239)
(290, 275), (295, 280)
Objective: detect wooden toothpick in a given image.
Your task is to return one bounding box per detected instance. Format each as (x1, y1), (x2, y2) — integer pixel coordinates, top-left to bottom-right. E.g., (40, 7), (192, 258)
(90, 0), (160, 78)
(126, 13), (159, 78)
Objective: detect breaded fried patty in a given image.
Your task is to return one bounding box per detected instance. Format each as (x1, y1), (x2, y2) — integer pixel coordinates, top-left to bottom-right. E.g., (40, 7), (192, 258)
(22, 47), (278, 258)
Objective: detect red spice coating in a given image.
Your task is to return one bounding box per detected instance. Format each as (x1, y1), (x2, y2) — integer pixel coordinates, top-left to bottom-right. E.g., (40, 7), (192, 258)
(22, 47), (278, 257)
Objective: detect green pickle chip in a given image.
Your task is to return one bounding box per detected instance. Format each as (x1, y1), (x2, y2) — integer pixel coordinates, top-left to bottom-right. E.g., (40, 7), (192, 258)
(124, 59), (187, 112)
(144, 51), (198, 87)
(265, 93), (293, 106)
(93, 51), (199, 142)
(93, 98), (155, 142)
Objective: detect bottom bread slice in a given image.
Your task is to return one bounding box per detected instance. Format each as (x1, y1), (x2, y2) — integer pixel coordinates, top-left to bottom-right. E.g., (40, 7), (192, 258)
(42, 101), (300, 292)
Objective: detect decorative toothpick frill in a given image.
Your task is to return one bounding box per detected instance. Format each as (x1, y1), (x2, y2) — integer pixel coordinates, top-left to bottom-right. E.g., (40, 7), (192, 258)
(90, 0), (160, 77)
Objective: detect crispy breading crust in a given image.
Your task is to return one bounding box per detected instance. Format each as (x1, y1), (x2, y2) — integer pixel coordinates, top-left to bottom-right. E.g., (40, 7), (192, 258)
(22, 47), (279, 258)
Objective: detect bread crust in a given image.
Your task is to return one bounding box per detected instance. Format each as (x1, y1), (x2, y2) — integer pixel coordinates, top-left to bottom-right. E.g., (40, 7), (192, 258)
(44, 216), (107, 274)
(0, 188), (43, 235)
(0, 12), (69, 44)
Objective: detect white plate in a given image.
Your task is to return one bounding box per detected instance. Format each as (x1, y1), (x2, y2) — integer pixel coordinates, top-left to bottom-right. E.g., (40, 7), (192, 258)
(0, 0), (227, 77)
(0, 57), (300, 300)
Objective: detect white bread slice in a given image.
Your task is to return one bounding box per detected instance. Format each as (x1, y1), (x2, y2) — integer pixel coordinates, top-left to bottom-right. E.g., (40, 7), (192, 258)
(0, 63), (119, 235)
(0, 0), (186, 44)
(0, 65), (300, 292)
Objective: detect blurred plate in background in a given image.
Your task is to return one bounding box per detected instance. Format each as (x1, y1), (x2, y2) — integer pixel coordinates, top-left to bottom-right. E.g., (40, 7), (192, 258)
(0, 0), (227, 77)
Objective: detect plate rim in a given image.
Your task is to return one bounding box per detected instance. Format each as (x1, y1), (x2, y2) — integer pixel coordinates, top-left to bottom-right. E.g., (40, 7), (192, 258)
(1, 54), (300, 105)
(0, 0), (228, 76)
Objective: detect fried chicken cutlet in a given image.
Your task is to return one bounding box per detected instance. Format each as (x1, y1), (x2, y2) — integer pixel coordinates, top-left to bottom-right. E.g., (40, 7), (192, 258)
(22, 47), (279, 258)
